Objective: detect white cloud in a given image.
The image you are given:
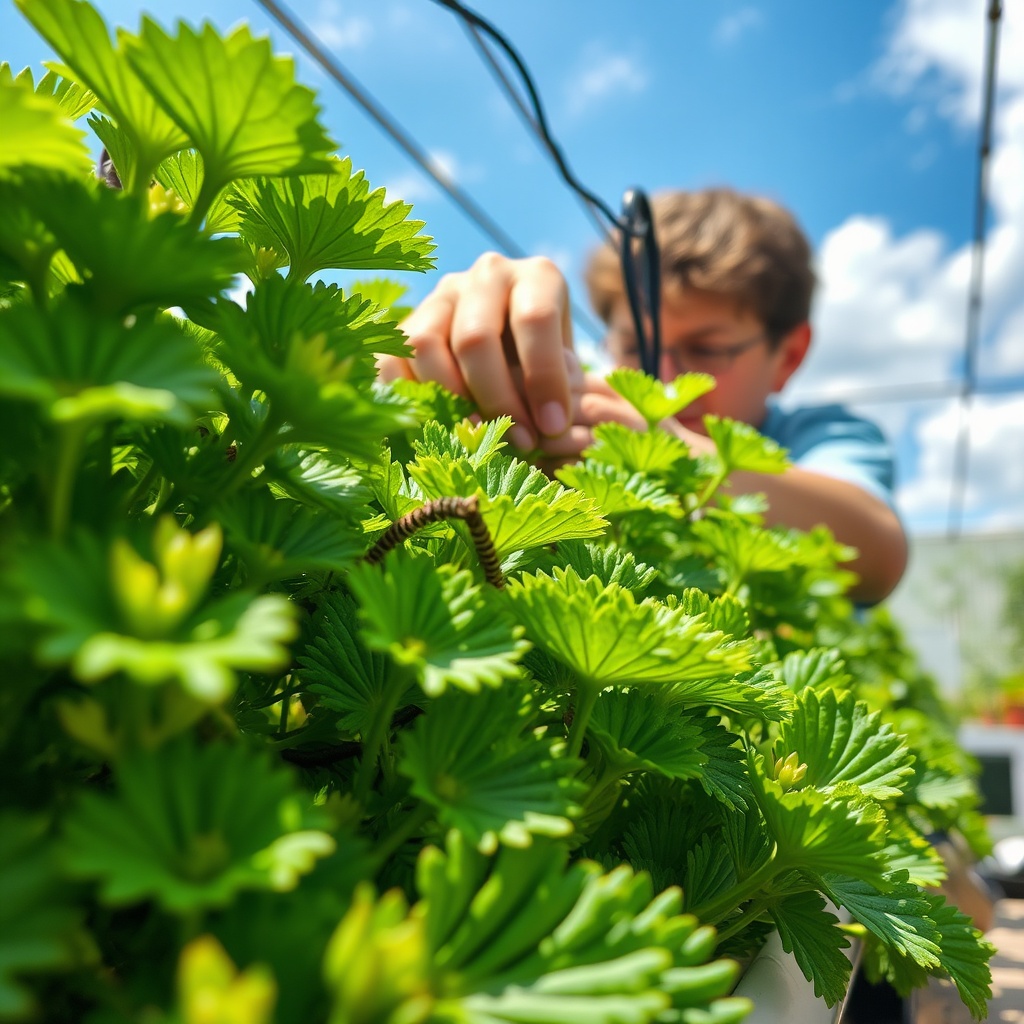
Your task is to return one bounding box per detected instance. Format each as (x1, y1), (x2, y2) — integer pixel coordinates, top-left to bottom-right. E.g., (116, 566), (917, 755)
(897, 395), (1024, 530)
(791, 0), (1024, 533)
(565, 45), (649, 118)
(312, 1), (373, 51)
(714, 7), (765, 47)
(871, 0), (1024, 125)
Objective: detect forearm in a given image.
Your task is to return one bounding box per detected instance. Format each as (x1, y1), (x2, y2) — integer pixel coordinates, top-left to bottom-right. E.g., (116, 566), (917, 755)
(724, 466), (908, 603)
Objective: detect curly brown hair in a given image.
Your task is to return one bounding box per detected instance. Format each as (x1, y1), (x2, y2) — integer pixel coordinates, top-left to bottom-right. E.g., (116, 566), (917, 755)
(584, 188), (816, 345)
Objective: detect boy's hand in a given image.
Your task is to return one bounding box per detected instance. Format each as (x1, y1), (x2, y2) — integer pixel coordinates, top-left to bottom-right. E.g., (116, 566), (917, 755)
(378, 252), (576, 451)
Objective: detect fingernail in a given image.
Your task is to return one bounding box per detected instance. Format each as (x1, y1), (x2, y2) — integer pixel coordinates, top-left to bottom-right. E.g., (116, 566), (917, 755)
(510, 425), (534, 450)
(537, 402), (568, 437)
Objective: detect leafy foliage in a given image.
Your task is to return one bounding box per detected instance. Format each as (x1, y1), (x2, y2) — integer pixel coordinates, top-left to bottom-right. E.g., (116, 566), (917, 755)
(0, 5), (993, 1023)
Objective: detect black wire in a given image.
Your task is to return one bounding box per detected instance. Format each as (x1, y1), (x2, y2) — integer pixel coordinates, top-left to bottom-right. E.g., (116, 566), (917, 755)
(252, 0), (605, 339)
(253, 0), (524, 256)
(619, 189), (662, 377)
(426, 0), (628, 235)
(430, 1), (662, 366)
(460, 21), (613, 245)
(947, 0), (1002, 539)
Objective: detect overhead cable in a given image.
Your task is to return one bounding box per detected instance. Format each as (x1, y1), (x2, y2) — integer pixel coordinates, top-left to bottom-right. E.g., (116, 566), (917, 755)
(459, 21), (613, 244)
(251, 0), (604, 338)
(947, 0), (1003, 538)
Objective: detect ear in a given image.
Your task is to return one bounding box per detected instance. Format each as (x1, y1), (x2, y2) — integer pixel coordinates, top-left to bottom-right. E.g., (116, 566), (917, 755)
(769, 322), (811, 392)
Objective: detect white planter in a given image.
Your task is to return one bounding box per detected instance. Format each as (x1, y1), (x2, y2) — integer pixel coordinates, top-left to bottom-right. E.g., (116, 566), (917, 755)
(732, 927), (859, 1024)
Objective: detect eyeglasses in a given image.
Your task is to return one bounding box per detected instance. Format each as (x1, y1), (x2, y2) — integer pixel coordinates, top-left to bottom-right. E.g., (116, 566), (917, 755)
(607, 331), (770, 376)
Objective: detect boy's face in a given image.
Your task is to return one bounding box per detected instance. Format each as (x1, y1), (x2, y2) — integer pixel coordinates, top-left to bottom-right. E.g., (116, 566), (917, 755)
(604, 288), (811, 432)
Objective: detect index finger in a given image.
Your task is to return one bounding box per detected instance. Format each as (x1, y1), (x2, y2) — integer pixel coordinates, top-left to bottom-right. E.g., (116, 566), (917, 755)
(506, 257), (574, 438)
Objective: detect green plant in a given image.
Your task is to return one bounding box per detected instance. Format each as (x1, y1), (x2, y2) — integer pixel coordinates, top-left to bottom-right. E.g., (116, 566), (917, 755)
(0, 2), (994, 1022)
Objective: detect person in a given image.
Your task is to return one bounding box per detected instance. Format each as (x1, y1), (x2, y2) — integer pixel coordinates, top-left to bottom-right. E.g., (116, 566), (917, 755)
(378, 188), (908, 603)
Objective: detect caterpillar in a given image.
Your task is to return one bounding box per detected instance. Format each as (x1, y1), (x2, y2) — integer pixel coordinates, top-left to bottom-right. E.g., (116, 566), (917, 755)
(364, 495), (504, 588)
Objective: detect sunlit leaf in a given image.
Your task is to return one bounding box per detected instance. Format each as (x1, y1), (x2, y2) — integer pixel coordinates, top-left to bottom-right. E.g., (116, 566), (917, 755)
(400, 686), (584, 851)
(348, 549), (529, 697)
(64, 738), (334, 911)
(232, 157), (435, 280)
(704, 415), (789, 475)
(0, 77), (91, 176)
(124, 19), (335, 199)
(584, 421), (695, 476)
(778, 688), (915, 800)
(16, 0), (189, 189)
(588, 690), (706, 781)
(555, 461), (680, 517)
(606, 368), (716, 427)
(506, 566), (752, 693)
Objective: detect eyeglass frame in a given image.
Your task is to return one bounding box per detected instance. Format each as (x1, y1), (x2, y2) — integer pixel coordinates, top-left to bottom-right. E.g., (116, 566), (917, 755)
(604, 328), (775, 376)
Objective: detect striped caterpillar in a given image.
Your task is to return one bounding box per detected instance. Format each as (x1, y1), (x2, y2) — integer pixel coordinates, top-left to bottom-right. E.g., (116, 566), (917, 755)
(364, 495), (504, 588)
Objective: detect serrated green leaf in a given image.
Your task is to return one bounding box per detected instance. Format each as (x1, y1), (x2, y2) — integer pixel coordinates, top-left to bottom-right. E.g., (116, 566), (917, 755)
(232, 157), (435, 280)
(682, 834), (739, 915)
(389, 379), (474, 428)
(414, 416), (512, 467)
(408, 449), (608, 558)
(0, 77), (91, 177)
(693, 516), (800, 583)
(918, 894), (994, 1021)
(15, 173), (242, 314)
(687, 715), (750, 811)
(16, 0), (189, 190)
(778, 688), (915, 800)
(264, 449), (370, 514)
(882, 825), (947, 887)
(820, 872), (940, 968)
(298, 589), (417, 736)
(768, 890), (852, 1006)
(911, 767), (978, 811)
(0, 62), (99, 122)
(0, 298), (218, 426)
(507, 566), (751, 693)
(606, 368), (716, 428)
(531, 540), (658, 596)
(348, 549), (529, 697)
(778, 648), (852, 693)
(156, 148), (240, 234)
(400, 686), (584, 851)
(556, 461), (681, 517)
(217, 488), (367, 584)
(751, 756), (889, 887)
(588, 691), (707, 780)
(63, 738), (334, 911)
(674, 590), (750, 639)
(124, 19), (335, 199)
(585, 421), (696, 476)
(704, 415), (789, 475)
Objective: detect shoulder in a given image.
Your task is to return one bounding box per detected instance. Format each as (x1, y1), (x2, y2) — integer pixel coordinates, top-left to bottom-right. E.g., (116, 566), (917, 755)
(760, 402), (888, 454)
(761, 402), (897, 505)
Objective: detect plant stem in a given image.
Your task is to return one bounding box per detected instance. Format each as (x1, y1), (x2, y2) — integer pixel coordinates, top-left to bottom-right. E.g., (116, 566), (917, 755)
(50, 422), (87, 540)
(690, 849), (781, 924)
(372, 802), (433, 869)
(566, 685), (598, 760)
(714, 898), (770, 944)
(692, 467), (728, 515)
(353, 676), (405, 805)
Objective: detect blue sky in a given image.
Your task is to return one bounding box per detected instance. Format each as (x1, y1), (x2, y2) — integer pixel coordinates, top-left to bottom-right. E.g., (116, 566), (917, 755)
(4, 0), (1023, 537)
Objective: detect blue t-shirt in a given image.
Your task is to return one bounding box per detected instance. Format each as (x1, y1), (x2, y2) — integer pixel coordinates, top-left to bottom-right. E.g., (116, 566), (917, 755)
(757, 402), (896, 507)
